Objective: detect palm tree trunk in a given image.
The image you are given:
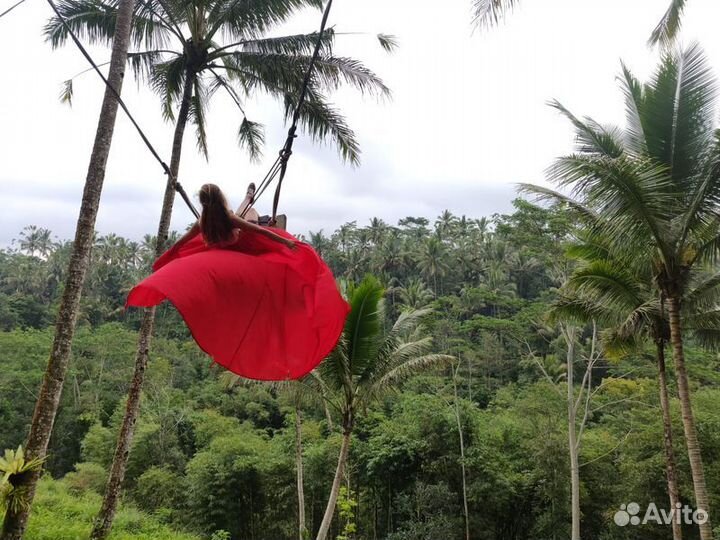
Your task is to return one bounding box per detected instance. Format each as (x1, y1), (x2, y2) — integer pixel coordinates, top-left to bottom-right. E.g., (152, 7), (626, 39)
(657, 339), (683, 540)
(316, 427), (352, 540)
(89, 70), (195, 540)
(296, 407), (307, 540)
(667, 296), (712, 539)
(0, 1), (136, 537)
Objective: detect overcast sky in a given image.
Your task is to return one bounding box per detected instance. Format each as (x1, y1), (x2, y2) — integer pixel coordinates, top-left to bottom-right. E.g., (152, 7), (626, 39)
(2, 0), (720, 245)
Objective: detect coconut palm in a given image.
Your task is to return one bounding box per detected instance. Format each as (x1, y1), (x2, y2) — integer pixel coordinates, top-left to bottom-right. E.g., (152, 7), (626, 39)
(17, 226), (55, 258)
(552, 235), (720, 540)
(0, 1), (137, 538)
(45, 2), (392, 537)
(419, 236), (449, 295)
(524, 43), (720, 539)
(314, 275), (453, 540)
(394, 278), (435, 310)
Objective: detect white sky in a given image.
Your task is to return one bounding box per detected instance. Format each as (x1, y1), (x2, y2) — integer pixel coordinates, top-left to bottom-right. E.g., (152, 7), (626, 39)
(1, 0), (720, 245)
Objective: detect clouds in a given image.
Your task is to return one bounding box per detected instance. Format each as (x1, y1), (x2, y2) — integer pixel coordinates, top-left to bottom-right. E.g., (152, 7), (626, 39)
(2, 0), (720, 246)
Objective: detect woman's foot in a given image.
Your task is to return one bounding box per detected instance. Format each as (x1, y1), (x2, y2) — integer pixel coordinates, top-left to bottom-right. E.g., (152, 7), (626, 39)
(246, 182), (256, 201)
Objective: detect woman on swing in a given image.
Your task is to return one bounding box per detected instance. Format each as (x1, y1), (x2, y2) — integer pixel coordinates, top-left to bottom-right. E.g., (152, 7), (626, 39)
(172, 183), (295, 252)
(127, 183), (349, 382)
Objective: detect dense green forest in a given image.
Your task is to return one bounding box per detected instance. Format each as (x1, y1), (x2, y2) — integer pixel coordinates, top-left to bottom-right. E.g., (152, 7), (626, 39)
(3, 0), (720, 538)
(2, 198), (719, 539)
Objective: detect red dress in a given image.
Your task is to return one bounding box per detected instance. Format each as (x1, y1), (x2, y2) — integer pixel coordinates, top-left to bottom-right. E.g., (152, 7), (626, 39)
(126, 228), (349, 381)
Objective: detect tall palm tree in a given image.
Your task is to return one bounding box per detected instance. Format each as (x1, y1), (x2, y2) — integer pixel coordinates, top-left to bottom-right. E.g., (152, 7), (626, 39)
(17, 227), (55, 259)
(314, 276), (453, 540)
(553, 237), (720, 540)
(419, 236), (449, 296)
(46, 3), (392, 538)
(0, 0), (137, 538)
(524, 44), (720, 539)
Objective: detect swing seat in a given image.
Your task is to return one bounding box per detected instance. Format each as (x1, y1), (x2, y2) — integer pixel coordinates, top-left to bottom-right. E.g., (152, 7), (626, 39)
(259, 214), (287, 230)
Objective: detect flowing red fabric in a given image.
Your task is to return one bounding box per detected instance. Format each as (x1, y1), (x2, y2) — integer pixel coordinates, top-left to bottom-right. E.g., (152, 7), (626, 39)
(126, 228), (349, 381)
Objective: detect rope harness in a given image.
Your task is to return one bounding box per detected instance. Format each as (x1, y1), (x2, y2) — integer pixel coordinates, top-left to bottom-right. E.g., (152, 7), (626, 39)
(0, 0), (27, 19)
(41, 0), (336, 223)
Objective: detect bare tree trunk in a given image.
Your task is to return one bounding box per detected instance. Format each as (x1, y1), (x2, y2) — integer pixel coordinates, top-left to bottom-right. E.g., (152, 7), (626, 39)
(316, 427), (352, 540)
(296, 407), (307, 540)
(451, 363), (471, 540)
(90, 71), (195, 540)
(565, 331), (581, 540)
(657, 340), (683, 540)
(0, 1), (135, 537)
(667, 296), (712, 539)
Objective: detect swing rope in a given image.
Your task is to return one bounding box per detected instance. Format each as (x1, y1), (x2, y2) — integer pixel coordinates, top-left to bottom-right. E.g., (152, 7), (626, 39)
(44, 0), (336, 224)
(241, 0), (335, 224)
(45, 0), (201, 219)
(0, 0), (28, 19)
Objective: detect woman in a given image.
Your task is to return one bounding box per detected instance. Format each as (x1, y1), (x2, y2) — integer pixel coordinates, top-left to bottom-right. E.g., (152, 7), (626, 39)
(171, 183), (295, 252)
(127, 183), (349, 381)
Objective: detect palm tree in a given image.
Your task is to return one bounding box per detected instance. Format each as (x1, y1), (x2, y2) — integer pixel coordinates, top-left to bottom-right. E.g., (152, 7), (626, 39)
(314, 276), (453, 540)
(419, 236), (449, 296)
(17, 227), (55, 258)
(394, 278), (435, 310)
(524, 44), (720, 539)
(553, 237), (720, 540)
(0, 0), (137, 537)
(434, 209), (457, 241)
(45, 3), (392, 538)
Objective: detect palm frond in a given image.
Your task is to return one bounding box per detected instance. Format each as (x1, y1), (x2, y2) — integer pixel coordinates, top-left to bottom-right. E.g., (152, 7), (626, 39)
(59, 79), (73, 106)
(240, 29), (335, 56)
(566, 260), (648, 313)
(377, 33), (398, 53)
(237, 117), (265, 162)
(472, 0), (520, 28)
(683, 270), (720, 313)
(547, 154), (675, 261)
(343, 275), (384, 377)
(128, 49), (180, 83)
(150, 55), (187, 121)
(618, 62), (647, 156)
(549, 99), (624, 158)
(642, 43), (717, 184)
(368, 354), (454, 399)
(691, 225), (720, 265)
(680, 132), (720, 245)
(517, 183), (600, 227)
(285, 92), (361, 165)
(690, 328), (720, 351)
(44, 0), (173, 49)
(207, 0), (322, 42)
(549, 294), (618, 326)
(648, 0), (687, 48)
(190, 77), (209, 158)
(310, 56), (391, 98)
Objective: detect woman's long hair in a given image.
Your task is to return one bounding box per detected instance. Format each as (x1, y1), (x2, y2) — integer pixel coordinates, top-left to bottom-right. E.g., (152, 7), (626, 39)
(199, 184), (234, 245)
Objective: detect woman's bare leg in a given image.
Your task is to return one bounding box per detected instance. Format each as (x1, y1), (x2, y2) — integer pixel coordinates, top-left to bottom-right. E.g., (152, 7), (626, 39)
(236, 183), (260, 223)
